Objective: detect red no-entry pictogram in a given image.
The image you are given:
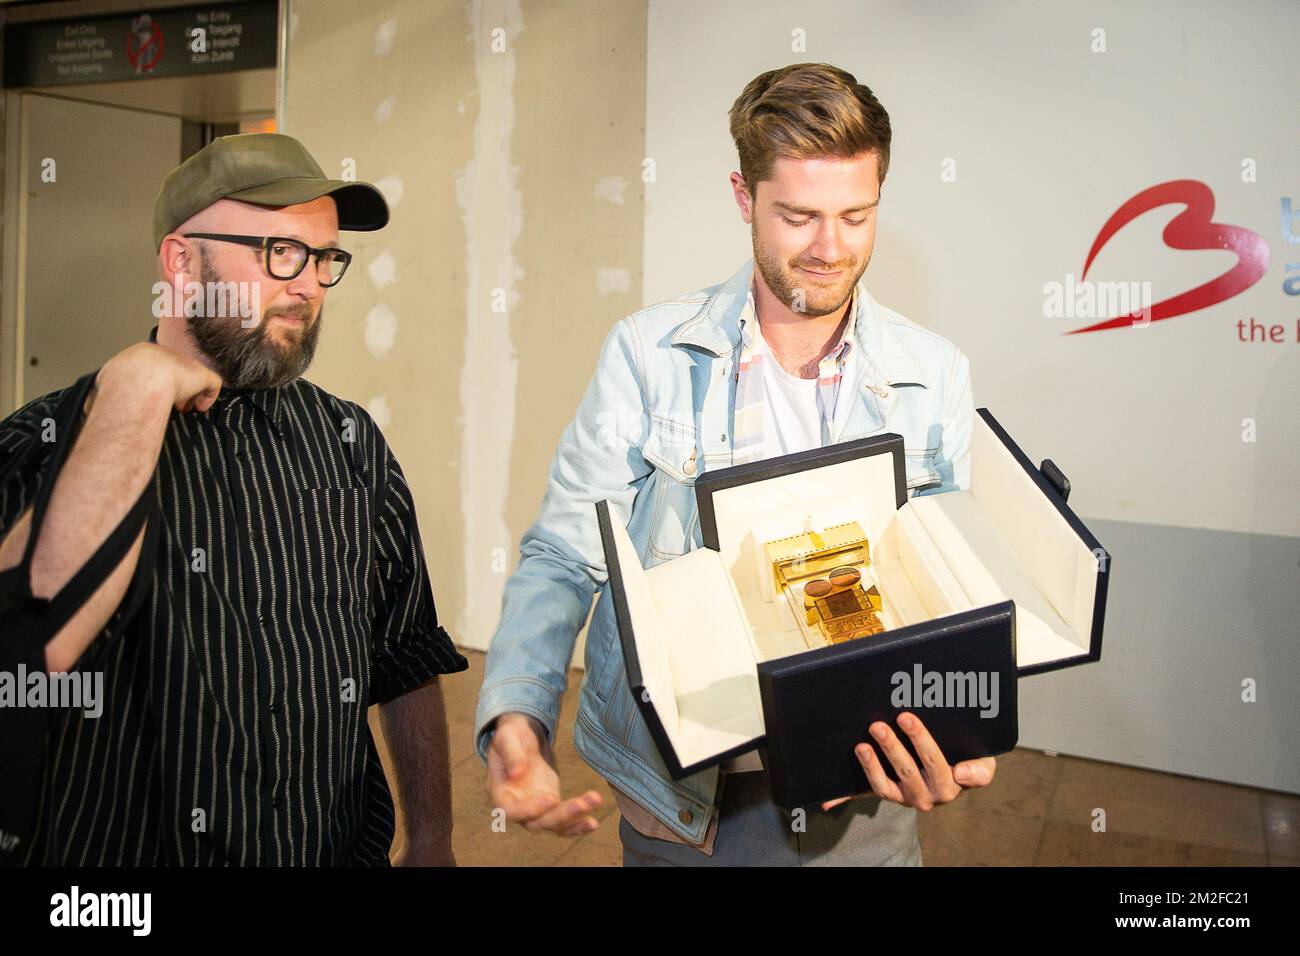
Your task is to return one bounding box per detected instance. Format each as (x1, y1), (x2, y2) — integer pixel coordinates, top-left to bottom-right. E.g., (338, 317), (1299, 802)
(126, 16), (165, 73)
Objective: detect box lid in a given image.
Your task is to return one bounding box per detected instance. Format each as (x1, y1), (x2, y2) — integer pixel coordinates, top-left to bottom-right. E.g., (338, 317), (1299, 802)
(902, 408), (1110, 674)
(595, 499), (766, 778)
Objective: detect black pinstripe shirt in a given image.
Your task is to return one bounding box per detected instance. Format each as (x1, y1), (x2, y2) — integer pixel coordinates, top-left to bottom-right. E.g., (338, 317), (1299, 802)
(0, 336), (467, 866)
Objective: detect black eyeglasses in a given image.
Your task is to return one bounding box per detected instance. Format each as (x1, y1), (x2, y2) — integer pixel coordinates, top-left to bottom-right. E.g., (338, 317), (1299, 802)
(183, 233), (353, 287)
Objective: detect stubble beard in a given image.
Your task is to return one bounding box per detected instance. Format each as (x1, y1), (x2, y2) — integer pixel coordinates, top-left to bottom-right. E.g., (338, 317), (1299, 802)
(751, 219), (871, 318)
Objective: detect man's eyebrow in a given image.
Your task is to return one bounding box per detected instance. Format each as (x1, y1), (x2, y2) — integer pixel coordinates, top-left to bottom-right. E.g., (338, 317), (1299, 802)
(773, 199), (880, 216)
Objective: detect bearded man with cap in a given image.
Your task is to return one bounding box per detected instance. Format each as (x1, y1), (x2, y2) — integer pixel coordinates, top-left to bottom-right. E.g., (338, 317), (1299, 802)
(0, 133), (466, 866)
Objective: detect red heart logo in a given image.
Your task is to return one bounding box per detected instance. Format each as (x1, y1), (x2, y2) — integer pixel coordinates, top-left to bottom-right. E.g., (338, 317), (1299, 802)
(1067, 179), (1269, 334)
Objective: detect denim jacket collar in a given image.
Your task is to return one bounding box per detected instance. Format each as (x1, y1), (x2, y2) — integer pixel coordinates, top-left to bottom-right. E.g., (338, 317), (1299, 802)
(670, 259), (932, 390)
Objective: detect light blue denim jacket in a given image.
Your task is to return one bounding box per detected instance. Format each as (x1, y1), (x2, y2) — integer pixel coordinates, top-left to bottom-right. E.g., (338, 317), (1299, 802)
(474, 259), (974, 843)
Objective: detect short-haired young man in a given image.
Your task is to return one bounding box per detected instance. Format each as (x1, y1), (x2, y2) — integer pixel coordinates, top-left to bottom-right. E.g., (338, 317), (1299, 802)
(476, 63), (996, 866)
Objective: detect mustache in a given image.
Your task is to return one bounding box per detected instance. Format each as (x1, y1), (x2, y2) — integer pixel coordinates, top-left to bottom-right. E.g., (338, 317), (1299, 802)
(264, 302), (315, 322)
(793, 259), (854, 272)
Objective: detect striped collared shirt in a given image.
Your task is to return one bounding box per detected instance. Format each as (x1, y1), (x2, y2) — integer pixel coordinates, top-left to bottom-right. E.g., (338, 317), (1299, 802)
(0, 333), (466, 865)
(732, 280), (858, 465)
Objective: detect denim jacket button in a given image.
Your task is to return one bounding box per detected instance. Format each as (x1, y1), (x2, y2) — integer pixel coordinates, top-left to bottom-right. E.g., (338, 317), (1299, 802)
(678, 808), (694, 825)
(683, 456), (697, 476)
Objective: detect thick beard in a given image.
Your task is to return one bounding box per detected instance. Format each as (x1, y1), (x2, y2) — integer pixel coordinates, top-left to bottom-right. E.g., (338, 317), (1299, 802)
(751, 219), (870, 318)
(188, 260), (322, 389)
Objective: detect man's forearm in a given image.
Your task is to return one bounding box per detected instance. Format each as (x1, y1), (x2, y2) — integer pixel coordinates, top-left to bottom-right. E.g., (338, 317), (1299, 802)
(377, 677), (455, 859)
(0, 362), (172, 672)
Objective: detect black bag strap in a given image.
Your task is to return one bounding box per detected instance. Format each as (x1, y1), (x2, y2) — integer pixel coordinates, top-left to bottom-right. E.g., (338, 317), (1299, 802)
(0, 374), (95, 519)
(22, 485), (156, 638)
(17, 372), (99, 569)
(0, 370), (161, 866)
(0, 373), (99, 620)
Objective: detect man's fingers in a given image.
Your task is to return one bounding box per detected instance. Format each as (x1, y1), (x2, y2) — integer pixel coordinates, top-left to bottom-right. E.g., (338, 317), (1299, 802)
(196, 385), (220, 413)
(855, 743), (904, 804)
(820, 790), (872, 812)
(870, 721), (932, 808)
(540, 790), (602, 831)
(525, 790), (602, 835)
(896, 712), (960, 802)
(954, 756), (997, 789)
(560, 817), (600, 838)
(493, 788), (559, 823)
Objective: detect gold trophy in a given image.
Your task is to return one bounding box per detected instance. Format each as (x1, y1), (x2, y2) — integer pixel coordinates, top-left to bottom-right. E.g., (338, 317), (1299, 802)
(764, 522), (886, 646)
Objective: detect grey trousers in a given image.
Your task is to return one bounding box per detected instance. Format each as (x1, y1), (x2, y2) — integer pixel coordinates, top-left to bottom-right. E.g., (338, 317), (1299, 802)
(620, 771), (923, 867)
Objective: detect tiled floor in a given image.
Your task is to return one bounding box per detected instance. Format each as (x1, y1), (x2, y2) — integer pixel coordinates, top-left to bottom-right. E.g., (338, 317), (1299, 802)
(375, 650), (1300, 867)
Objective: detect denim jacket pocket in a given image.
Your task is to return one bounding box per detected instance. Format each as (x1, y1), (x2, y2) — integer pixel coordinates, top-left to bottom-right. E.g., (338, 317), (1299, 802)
(587, 591), (626, 705)
(640, 418), (700, 562)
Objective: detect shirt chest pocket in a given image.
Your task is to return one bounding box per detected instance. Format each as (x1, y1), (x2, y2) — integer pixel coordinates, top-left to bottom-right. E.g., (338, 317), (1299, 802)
(640, 418), (701, 561)
(294, 486), (375, 610)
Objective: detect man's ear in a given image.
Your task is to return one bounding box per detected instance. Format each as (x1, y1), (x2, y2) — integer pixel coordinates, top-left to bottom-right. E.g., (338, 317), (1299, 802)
(729, 171), (755, 224)
(158, 234), (196, 287)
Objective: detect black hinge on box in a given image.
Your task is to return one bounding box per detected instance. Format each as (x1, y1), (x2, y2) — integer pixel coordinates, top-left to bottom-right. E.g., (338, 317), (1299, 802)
(1039, 459), (1070, 502)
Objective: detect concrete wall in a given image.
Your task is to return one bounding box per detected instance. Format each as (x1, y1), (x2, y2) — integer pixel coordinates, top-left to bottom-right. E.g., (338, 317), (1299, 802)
(281, 0), (647, 658)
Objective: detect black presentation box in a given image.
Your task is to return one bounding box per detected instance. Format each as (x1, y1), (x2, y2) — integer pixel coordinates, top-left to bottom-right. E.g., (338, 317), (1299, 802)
(596, 408), (1109, 808)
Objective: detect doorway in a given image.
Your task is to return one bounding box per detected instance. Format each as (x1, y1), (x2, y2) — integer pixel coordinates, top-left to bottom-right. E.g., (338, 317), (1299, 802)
(0, 3), (279, 414)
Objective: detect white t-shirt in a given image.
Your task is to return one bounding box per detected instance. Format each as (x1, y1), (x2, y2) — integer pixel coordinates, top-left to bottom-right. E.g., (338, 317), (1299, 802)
(753, 326), (822, 456)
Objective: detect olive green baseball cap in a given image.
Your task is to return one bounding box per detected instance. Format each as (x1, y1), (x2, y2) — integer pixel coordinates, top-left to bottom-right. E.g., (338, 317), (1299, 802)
(152, 132), (389, 249)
